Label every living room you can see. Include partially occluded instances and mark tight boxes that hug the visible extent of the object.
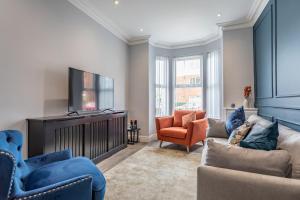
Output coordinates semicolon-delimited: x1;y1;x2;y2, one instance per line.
1;0;300;200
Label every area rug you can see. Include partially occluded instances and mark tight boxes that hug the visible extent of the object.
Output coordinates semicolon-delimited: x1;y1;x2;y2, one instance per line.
104;145;202;200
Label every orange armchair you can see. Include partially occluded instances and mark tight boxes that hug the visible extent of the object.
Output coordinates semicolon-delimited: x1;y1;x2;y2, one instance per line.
155;110;208;152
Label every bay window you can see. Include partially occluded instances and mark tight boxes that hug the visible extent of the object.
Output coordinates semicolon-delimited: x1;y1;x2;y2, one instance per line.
155;51;221;118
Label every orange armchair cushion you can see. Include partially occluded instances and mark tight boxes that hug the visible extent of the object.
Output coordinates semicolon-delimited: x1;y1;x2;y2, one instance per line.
173;110;206;127
159;127;187;139
182;112;196;128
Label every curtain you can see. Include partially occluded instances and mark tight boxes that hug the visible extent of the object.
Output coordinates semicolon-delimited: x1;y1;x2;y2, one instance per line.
155;56;169;116
206;51;221;119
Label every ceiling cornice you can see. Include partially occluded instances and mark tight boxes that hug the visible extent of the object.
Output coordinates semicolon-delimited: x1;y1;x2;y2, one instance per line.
127;35;151;46
68;0;129;43
150;33;222;49
68;0;268;47
218;0;269;31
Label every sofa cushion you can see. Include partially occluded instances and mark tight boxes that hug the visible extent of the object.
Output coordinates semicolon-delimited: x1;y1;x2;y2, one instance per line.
159;127;187;139
240;122;279;151
182;112;196;128
225;107;245;136
206;118;229;139
228;123;253;145
202;139;291;177
247;114;273;128
173;110;206;127
25;157;106;192
277;125;300;179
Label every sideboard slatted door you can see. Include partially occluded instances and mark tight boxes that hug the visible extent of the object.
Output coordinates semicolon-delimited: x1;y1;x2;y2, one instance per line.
45;123;85;157
28;111;128;164
85;120;108;160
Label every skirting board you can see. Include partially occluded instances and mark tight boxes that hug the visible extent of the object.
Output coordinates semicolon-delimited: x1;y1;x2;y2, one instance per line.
139;134;157;143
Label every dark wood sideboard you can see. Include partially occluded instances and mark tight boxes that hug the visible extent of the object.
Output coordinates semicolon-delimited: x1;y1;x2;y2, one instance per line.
27;111;128;164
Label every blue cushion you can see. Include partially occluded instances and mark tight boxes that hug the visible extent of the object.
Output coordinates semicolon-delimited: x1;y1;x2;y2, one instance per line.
25;157;106;192
225;107;246;136
240;122;279;151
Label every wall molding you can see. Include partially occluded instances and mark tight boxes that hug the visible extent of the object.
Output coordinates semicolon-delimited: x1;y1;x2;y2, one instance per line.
256;105;300;111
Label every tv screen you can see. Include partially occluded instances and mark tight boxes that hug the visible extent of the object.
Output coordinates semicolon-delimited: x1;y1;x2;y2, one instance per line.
68;68;114;112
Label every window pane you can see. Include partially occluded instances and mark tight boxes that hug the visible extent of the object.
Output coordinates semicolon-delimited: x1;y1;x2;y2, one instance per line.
155;56;169;116
174;56;203;110
156;88;168;116
175;87;203;110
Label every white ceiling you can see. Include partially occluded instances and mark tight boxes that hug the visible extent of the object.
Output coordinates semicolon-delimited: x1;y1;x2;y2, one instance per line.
69;0;267;48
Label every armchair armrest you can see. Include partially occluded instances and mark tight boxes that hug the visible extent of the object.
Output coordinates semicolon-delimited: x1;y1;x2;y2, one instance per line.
155;116;174;133
25;149;72;168
197;165;300;200
14;175;92;200
0;150;16;200
187;118;208;144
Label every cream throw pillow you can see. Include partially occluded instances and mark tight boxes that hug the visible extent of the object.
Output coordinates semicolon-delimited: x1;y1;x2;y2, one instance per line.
182;112;196;128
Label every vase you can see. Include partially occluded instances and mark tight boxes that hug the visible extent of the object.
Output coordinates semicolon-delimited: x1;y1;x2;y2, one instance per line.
243;97;250;108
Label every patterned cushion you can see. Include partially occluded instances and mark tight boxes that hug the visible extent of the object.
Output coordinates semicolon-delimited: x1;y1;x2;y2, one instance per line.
182;112;196;128
228;122;253;145
225;106;245;136
240;122;279;151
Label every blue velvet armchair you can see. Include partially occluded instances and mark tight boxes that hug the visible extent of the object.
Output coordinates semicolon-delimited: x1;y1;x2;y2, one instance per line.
0;130;106;200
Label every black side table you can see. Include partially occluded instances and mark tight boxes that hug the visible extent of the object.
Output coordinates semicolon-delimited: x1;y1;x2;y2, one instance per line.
127;127;141;145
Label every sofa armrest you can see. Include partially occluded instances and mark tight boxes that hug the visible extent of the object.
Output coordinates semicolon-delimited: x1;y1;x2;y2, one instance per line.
25;149;72;167
14;175;92;200
187;119;208;144
155;116;174;132
197;165;300;200
0;150;15;200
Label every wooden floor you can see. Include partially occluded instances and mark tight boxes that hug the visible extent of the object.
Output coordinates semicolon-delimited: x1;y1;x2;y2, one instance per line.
97;142;147;172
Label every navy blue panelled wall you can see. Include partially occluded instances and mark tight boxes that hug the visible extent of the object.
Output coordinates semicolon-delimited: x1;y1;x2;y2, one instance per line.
254;0;300;131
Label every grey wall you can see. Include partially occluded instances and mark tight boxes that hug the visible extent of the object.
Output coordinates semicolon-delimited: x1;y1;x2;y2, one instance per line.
223;28;254;108
128;43;149;137
0;0;129;157
148;45;156;135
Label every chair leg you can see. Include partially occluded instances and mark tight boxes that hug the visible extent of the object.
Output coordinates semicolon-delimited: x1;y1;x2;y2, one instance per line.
186;146;190;153
159;140;163;148
201;140;205;146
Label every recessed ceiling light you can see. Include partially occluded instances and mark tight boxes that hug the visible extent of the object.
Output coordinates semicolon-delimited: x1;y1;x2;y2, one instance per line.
114;0;119;5
139;28;144;32
217;13;221;17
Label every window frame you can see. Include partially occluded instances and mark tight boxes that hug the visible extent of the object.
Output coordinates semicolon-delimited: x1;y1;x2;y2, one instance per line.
172;55;204;111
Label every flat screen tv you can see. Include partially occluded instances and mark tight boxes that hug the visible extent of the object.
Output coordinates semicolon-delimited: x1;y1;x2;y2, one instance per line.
68;67;114;113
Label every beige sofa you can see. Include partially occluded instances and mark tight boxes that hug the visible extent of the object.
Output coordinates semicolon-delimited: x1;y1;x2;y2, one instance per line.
197;115;300;200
